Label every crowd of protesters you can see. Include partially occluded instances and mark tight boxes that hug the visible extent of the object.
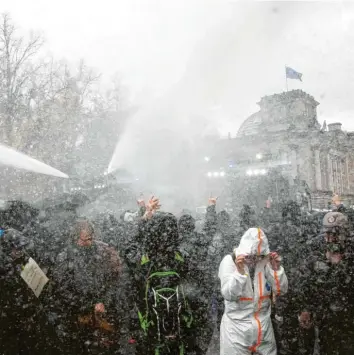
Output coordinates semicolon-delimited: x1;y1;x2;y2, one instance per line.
0;191;353;355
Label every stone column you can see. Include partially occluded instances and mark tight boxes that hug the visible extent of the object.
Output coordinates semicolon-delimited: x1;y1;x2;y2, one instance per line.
314;147;322;191
340;158;345;194
335;158;339;194
291;150;297;178
346;155;350;192
327;153;334;192
289;145;298;180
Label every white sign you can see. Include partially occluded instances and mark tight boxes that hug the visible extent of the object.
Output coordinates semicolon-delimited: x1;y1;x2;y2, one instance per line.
196;206;207;214
20;258;49;298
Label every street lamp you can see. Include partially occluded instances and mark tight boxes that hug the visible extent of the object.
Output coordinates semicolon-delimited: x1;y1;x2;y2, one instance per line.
204;156;210;162
256;153;263;160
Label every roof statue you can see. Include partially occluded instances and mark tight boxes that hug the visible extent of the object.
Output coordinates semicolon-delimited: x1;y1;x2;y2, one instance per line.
321;120;327;132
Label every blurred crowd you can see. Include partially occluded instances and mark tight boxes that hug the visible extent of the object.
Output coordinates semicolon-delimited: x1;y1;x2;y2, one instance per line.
0;192;353;355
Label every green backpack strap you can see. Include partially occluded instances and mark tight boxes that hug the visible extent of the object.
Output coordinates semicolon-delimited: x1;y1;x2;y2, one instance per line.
141;254;150;265
175;251;184;263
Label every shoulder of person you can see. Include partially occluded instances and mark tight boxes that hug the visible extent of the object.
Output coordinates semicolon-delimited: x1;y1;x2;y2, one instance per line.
95;240;115;254
95;240;109;248
96;241;121;261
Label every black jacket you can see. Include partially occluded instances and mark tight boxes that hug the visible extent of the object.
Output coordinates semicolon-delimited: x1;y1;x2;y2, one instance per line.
0;229;60;354
51;240;129;354
291;248;354;354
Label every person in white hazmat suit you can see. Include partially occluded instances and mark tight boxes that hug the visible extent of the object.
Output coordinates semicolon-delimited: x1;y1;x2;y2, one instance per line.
218;227;288;354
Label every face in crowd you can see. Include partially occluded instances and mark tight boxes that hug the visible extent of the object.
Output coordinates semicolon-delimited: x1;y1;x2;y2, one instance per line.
324;227;345;264
76;220;94;247
322;212;349;264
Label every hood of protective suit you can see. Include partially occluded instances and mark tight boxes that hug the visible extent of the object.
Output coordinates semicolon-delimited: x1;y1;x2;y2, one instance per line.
235;227;270;257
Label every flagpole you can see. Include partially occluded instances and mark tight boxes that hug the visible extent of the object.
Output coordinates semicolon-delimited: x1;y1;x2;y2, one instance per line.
285;65;288;92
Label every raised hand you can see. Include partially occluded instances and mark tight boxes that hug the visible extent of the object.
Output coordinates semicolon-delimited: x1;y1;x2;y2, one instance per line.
143;196;161;220
269;252;281;271
147;196;161;212
208;196;218;206
235;253;246;275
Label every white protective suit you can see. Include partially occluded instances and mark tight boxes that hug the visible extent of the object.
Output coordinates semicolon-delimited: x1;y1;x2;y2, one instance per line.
218;228;288;355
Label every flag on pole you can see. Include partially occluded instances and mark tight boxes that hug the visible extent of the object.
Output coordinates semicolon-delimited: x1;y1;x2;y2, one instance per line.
285;66;302;81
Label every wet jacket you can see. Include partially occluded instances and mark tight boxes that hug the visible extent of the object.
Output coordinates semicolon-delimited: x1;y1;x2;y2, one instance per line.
178;215;214;353
52;239;128;354
0;228;60;354
293;250;354;354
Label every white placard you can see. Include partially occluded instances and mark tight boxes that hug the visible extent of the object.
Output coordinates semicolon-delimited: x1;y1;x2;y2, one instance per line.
20;257;49;298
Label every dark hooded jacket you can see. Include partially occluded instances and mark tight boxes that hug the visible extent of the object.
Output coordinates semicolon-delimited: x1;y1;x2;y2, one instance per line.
268;204;316;355
178;214;208;279
282;212;354;355
178;214;214;353
239;204;257;232
291;246;354;355
51;218;129;354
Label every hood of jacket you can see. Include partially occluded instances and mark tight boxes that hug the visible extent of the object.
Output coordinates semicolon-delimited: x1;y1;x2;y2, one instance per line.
235;227;270;257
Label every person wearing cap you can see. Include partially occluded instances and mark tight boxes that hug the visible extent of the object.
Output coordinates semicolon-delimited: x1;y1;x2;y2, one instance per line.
331;194;354;228
293;211;354;354
218;227;288;355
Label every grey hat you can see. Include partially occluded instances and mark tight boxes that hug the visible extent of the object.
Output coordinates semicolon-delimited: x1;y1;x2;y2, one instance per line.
322;212;348;230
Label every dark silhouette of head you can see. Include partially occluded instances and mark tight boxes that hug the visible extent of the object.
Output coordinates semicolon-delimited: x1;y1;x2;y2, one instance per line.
282;201;301;224
178;214;195;234
239;204;256;230
2;200;39;231
142;212;180;259
217;210;230;230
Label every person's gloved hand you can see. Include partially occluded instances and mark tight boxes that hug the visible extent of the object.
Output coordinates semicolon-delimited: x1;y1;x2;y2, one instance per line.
234;252;246;275
269;252;282;271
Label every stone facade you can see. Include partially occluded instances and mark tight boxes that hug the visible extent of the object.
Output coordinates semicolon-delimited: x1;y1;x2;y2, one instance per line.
212;90;354;209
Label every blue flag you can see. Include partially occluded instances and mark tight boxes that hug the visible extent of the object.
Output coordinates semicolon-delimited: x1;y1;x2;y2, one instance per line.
285;66;302;81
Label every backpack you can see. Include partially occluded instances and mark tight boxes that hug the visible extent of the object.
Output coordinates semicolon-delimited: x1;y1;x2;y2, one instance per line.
137;252;193;355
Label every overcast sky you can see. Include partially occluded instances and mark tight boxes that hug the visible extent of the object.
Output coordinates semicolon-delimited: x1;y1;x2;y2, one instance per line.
2;0;354;134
